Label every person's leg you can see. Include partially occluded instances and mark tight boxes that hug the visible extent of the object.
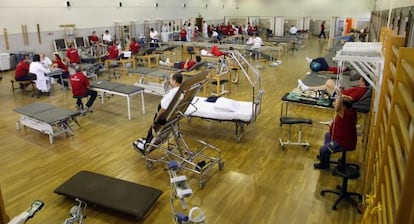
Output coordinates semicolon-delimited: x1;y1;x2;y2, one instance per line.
297;78;335;93
315;138;345;169
85;89;97;108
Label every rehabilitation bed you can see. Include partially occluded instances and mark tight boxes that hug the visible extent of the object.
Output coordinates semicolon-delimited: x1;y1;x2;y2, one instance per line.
136;71;224;188
184;50;263;142
54;170;163;220
14;103;81;144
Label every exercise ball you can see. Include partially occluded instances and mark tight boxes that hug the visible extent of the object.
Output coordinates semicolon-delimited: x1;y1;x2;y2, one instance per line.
310;61;322;72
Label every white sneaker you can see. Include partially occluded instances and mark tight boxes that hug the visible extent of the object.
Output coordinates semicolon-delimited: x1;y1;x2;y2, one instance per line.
159;60;166;66
165;58;171;64
305;57;312;64
297;79;309;92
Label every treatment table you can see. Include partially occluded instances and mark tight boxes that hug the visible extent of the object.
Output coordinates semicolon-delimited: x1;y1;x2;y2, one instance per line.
89;80;146;120
55;170;163;220
14;103;81;144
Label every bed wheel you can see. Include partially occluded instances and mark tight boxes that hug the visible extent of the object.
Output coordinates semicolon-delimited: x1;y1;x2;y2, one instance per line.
199;181;206;189
219;161;224;170
146;161;154;170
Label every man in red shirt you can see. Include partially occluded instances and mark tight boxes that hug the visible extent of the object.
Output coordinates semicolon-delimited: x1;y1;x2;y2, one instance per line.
129;38;140;54
298;76;369;102
70;65;97;111
15;55;36;81
314;95;357;169
180;27;187;41
159;56;201;70
66;43;81;64
89;31;99;46
108;41;119;59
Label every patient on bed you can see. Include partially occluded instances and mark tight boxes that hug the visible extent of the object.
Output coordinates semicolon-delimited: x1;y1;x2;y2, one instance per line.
133;72;183;155
159;56;201;70
297;76;369;102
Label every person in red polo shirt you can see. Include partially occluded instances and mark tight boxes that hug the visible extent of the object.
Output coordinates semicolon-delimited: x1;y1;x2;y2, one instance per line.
180;27;187;41
159;56;201;70
129;38;140;54
15;55;36;81
51;53;70;87
66;43;81;64
70;65;97;111
89;31;99;46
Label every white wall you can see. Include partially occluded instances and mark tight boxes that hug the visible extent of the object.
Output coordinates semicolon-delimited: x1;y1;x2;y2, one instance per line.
0;0;376;53
375;0;414;10
0;0;375;34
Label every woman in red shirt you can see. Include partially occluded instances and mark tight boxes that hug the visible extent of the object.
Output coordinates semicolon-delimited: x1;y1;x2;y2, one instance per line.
52;53;70;87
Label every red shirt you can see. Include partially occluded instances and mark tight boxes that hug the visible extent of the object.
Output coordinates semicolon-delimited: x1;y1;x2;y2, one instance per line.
89;35;99;45
330;108;357;150
129;42;139;54
180;30;187;39
66;48;81;63
342;86;368;102
182;60;196;69
108;46;119;59
15;61;30;79
53;58;68;73
70;72;89;97
211;46;224;56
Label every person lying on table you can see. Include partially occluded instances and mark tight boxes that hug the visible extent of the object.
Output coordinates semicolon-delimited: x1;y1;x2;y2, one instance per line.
132;72;183;155
159;55;201;70
305;57;350;74
297;76;369;102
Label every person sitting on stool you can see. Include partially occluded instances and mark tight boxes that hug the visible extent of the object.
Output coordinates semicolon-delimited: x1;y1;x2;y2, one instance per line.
314;95;357;169
15;55;36;81
70;65;97;111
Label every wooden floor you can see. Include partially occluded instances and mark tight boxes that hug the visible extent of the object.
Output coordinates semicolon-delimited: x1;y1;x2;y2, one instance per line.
0;37;363;224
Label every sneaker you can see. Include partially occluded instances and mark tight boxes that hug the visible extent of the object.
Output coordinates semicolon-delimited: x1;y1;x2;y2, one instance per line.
165;58;171;64
297;79;309;92
330;90;338;99
132;138;146;156
85;106;93;113
305;57;313;64
313;163;329;170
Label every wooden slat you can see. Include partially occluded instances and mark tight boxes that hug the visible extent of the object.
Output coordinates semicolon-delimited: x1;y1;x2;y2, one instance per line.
401;59;414;84
390;125;406;182
384;166;394;224
386;143;400;208
394;104;410;150
397;82;414;125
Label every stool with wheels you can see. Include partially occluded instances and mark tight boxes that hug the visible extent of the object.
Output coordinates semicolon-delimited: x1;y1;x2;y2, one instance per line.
320;151;363;212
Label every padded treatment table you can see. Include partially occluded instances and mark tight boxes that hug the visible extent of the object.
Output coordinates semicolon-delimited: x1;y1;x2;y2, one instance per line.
55;171;163;220
14;103;81;144
130;68;174;96
90;80;145;120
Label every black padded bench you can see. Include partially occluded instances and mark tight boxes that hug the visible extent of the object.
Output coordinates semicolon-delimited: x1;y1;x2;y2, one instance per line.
279;116;312;150
55;170;163;220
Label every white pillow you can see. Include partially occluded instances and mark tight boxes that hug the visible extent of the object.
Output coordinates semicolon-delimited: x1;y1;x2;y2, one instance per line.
214;97;239;112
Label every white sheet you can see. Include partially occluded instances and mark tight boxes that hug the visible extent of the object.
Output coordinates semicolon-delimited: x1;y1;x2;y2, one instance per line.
185;97;254;122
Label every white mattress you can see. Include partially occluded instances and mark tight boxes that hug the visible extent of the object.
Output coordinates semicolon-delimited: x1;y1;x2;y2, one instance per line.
185;97;254;122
